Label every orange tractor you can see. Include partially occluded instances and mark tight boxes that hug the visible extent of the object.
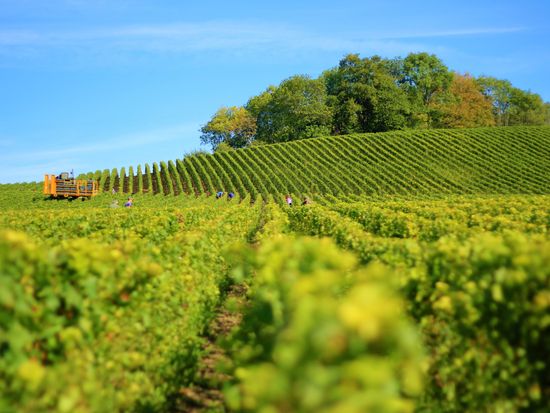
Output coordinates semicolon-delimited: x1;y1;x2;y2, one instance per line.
44;172;99;198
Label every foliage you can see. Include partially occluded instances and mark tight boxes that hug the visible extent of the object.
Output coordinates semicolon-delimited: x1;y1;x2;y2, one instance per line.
413;231;549;412
508;88;549;126
0;193;260;412
2;124;549;413
399;53;453;106
431;73;495;128
224;237;425;413
200;106;257;150
396;52;453;127
17;127;550;203
249;75;332;144
194;53;549;144
1;171;549;413
215;141;235;152
283;197;550;412
325;54;410;133
477;76;548;126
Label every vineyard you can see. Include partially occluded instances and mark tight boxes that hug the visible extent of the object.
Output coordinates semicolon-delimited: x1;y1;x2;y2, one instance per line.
1;126;549;413
77;126;550;199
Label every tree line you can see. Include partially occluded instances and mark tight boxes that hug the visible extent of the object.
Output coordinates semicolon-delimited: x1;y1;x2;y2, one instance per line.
200;53;550;150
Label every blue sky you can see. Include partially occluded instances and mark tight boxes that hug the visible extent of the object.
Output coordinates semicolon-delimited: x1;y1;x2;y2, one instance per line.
1;0;549;183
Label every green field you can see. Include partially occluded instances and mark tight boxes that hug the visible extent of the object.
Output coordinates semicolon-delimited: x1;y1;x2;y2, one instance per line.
1;127;549;413
83;126;550;198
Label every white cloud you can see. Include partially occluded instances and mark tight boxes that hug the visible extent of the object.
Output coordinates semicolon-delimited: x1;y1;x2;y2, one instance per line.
0;23;298;49
0;22;525;56
0;122;199;163
378;27;525;39
0;122;204;183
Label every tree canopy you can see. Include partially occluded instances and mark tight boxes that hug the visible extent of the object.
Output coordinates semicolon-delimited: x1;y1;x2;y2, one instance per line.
248;75;332;144
324;54;410;133
199;53;549;150
199;106;256;150
476;76;549;127
432;73;495;128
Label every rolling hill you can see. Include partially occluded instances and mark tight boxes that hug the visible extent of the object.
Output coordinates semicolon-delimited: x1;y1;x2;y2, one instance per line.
1;126;549;413
88;126;550;199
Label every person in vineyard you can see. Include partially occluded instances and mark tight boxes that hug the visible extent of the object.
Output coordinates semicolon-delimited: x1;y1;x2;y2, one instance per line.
228;192;235;200
285;195;293;206
216;191;224;199
124;197;133;207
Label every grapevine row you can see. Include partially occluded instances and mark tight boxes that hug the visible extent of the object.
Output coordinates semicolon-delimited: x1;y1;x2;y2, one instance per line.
77;126;550;200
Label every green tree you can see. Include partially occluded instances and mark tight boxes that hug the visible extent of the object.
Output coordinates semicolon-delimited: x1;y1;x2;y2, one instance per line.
246;86;276;143
214;142;234;152
200;106;256;150
476;76;514;126
477;76;548;126
248;75;332;144
246;86;276;119
324;54;410;133
397;52;453;127
508;89;548;126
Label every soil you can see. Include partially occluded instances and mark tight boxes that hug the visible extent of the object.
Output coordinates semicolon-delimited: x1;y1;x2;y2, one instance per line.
151;172;158;194
123;175;129;193
133;175;139;194
172;284;246;412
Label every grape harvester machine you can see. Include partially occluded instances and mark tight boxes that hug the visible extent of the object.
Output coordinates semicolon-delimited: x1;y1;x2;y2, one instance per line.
43;172;99;198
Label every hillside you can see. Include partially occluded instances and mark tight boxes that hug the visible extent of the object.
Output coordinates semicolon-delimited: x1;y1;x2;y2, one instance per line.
1;188;549;412
1;126;549;412
89;126;550;199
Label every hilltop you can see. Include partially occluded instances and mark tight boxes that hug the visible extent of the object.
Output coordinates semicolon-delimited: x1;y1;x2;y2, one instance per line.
84;126;550;200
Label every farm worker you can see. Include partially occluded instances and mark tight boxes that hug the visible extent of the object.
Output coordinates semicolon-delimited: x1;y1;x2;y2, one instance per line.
110;200;119;208
124;197;133;207
228;192;235;200
302;197;310;206
285;195;293;207
216;191;224;199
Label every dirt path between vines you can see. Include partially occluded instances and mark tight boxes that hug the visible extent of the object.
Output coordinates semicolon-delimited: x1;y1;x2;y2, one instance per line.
172;284;246;412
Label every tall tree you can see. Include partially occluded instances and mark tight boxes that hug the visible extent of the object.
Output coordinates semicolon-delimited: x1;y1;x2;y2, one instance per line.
246;85;276;143
397;52;453;127
199;106;256;150
324;54;410;133
246;86;276;122
248;75;332;144
476;76;514;126
477;76;548;126
508;89;548;126
432;73;495;128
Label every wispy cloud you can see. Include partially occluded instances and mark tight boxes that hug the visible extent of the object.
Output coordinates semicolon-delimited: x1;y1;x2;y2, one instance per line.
0;22;525;56
0;23;300;50
0;122;203;183
0;122;199;163
379;27;525;40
